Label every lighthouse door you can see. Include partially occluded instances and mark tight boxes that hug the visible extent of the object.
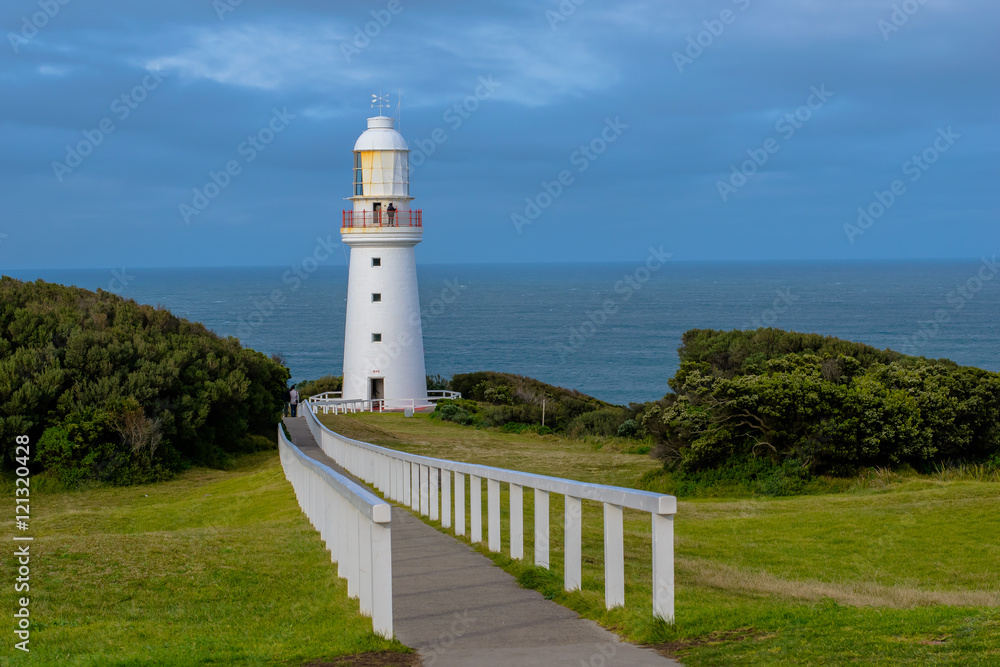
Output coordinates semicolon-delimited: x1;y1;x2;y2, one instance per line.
372;202;382;226
369;378;384;401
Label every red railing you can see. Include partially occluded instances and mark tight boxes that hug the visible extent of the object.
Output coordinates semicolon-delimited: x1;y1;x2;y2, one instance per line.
342;210;422;229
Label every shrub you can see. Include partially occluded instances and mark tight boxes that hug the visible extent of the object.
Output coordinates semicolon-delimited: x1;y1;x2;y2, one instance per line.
449;371;609;431
566;408;629;438
0;276;290;482
435;403;476;426
296;375;342;398
617;419;641;438
426;374;450;391
483;385;515;405
648;328;1000;478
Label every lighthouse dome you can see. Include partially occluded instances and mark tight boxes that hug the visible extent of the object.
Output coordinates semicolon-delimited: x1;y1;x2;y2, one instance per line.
354;116;408;151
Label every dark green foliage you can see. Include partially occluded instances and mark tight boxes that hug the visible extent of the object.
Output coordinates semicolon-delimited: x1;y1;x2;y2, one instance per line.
640;456;813;497
617;419;640;438
426;374;450;391
0;276;289;483
649;328;1000;477
499;422;552;436
436;403;476;426
449;371;609;431
565;407;630;438
432;374;643;438
296;375;342;398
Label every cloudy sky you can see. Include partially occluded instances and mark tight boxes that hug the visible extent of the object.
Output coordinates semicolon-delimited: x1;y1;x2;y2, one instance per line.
1;0;996;269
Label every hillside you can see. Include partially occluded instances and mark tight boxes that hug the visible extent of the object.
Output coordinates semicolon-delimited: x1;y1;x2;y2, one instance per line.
0;276;289;484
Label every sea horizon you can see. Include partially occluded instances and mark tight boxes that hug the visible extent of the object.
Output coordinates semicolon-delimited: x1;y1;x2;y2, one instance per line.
5;258;998;406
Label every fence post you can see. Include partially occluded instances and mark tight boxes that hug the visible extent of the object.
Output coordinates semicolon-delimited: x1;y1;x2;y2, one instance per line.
564;495;582;591
652;512;675;623
371;520;393;638
402;461;411;506
420;465;429;516
347;508;359;598
430;467;439;521
488;478;501;552
510;484;523;559
471;475;482;543
410;463;420;512
535;488;549;568
358;517;373;615
441;469;451;529
455;472;466;536
604;503;625;609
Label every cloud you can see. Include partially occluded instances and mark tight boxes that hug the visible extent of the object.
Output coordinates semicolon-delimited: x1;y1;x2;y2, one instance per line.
141;10;624;107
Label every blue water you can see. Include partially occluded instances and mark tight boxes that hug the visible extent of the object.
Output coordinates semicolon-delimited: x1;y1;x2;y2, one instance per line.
6;260;999;406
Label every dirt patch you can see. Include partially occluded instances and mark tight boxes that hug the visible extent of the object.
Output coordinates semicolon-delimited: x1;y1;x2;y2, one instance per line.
301;652;419;667
646;627;772;658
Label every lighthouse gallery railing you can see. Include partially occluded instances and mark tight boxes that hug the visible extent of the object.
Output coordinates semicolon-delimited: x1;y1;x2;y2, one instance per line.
342;209;422;229
303;399;676;622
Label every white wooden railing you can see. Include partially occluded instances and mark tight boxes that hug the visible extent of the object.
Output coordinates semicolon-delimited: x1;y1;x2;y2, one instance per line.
310;393;463;414
303;401;676;622
277;425;394;638
427;390;462;402
309;391;343;401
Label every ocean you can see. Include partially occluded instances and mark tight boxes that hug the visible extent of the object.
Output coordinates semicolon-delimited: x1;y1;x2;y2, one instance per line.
6;260;999;406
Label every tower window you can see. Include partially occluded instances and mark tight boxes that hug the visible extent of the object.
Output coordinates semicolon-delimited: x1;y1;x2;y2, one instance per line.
372;257;381;267
372;333;382;342
372;293;382;303
354;153;363;196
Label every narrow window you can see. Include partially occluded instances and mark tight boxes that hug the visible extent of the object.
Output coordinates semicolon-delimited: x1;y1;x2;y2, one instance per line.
372;257;381;267
372;293;382;303
372;333;382;342
354;153;363;196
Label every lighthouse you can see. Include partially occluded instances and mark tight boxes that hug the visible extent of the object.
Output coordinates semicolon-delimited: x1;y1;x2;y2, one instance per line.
340;111;429;408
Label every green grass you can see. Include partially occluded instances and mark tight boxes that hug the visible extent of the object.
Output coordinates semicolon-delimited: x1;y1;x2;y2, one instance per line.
0;452;410;666
319;412;1000;665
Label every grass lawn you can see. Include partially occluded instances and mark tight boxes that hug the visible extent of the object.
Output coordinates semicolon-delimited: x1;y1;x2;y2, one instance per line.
0;452;413;667
319;411;1000;665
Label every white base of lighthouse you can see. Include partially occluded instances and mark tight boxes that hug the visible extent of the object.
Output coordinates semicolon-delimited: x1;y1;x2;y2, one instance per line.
341;229;429;408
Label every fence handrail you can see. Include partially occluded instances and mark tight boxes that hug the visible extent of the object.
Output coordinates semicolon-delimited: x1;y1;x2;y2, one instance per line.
279;426;391;524
426;390;462;401
277;424;394;638
310;391;343;401
304;401;675;515
303;399;676;621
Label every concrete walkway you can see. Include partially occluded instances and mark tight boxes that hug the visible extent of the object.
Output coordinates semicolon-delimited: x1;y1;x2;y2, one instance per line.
283;417;680;666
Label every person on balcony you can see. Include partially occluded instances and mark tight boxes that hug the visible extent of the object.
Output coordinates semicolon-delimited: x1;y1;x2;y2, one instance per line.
386;203;397;227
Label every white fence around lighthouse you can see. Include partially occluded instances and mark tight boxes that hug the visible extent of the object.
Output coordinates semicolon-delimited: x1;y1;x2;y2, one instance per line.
277;425;394;638
302;400;676;622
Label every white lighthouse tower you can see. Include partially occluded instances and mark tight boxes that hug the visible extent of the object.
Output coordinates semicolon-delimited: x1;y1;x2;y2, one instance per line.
340;108;428;408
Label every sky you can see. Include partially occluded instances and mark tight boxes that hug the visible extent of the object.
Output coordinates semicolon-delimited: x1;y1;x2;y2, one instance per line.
1;0;997;269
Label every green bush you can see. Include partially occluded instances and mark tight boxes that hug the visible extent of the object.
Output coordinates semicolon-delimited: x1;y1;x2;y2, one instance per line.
434;402;476;426
648;328;1000;478
449;371;609;431
0;276;289;483
296;375;342;398
617;418;641;438
426;374;450;391
566;408;629;438
483;384;515;405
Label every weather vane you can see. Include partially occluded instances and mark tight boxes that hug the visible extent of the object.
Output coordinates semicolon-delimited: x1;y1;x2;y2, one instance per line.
371;91;390;114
